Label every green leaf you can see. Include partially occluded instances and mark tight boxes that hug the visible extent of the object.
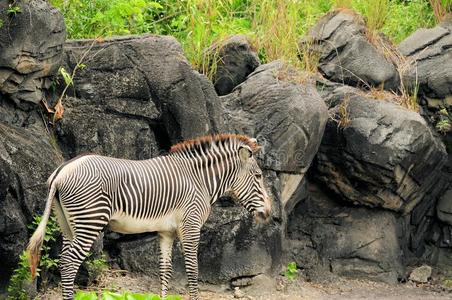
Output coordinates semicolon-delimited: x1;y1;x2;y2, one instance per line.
59;67;73;86
74;291;98;300
102;291;126;300
124;292;160;300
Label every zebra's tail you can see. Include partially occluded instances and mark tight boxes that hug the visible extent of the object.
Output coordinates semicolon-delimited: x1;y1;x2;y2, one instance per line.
27;183;57;279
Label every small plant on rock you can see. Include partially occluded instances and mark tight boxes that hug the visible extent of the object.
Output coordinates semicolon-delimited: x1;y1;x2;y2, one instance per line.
436;108;452;134
85;253;109;283
6;251;32;300
284;261;298;281
7;3;21;16
27;215;60;290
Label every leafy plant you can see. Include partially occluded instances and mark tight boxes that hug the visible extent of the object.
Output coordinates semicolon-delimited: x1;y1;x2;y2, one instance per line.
436;119;452;134
284;261;298;281
7;3;21;16
27;215;60;290
74;290;182;300
85;253;109;283
6;251;32;300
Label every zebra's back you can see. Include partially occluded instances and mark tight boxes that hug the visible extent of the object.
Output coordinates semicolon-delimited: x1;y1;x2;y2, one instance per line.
56;154;194;234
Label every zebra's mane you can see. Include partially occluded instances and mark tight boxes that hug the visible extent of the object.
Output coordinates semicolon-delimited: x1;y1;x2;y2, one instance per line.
169;133;258;154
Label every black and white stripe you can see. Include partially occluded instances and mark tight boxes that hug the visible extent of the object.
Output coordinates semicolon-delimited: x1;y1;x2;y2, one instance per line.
29;135;271;300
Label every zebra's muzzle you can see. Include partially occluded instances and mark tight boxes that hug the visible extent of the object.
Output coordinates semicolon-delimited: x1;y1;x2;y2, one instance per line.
254;208;271;223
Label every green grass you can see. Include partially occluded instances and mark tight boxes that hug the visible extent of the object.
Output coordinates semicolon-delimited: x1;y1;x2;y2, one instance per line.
49;0;440;71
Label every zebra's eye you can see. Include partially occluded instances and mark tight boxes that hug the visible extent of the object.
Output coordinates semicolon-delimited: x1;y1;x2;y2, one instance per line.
255;174;262;180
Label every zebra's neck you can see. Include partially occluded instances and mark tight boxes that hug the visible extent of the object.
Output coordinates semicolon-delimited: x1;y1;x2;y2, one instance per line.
169;146;240;204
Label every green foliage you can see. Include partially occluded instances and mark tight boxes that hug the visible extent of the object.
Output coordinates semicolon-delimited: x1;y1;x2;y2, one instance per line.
284;261;298;281
85;253;109;282
49;0;440;71
6;252;32;300
27;215;60;289
59;67;73;86
375;0;435;43
7;3;22;16
75;291;98;300
436;119;452;134
74;290;181;300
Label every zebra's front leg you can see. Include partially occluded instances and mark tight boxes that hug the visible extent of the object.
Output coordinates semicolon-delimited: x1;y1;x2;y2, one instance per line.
179;224;201;300
159;231;175;299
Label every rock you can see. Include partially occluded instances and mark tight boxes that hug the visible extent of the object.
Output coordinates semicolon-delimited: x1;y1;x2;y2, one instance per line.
312;81;448;213
409;265;432;283
437;189;452;225
303;10;399;90
0;0;66;108
287;182;405;284
223;60;328;175
233;287;246;298
399;20;452;99
0;120;62;288
57;35;225;157
207;35;260;96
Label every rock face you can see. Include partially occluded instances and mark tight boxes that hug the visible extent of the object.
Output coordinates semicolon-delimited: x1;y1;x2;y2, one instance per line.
399;19;452;99
0;110;62;287
223;61;328;175
437;189;452;225
287;182;404;283
0;0;66;108
304;10;399;90
57;35;224;156
223;60;328;219
313;81;448;213
208;35;260;96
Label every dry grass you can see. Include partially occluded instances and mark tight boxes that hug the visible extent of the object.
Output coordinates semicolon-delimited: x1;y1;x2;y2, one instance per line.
429;0;451;23
330;95;352;128
359;86;419;112
275;62;312;85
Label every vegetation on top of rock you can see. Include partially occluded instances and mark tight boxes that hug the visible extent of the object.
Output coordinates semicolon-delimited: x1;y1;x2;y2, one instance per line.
49;0;442;71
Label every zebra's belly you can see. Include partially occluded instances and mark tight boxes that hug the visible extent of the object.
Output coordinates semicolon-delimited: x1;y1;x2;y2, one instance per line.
109;212;180;234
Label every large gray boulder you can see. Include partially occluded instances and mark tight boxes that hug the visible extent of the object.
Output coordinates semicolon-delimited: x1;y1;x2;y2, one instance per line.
223;60;328;216
223;61;328;175
0;0;65;108
57;35;224;157
287;182;405;283
0;116;62;288
399;19;452;99
313;81;448;213
207;35;260;96
303;10;399;90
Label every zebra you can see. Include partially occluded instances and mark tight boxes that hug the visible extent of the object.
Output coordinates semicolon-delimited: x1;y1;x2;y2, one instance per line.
27;134;272;300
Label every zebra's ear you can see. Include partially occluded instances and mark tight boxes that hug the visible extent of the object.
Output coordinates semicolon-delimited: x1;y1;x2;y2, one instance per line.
249;138;261;153
239;145;252;161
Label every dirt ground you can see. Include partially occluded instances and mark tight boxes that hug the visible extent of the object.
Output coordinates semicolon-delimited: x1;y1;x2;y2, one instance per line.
38;269;452;300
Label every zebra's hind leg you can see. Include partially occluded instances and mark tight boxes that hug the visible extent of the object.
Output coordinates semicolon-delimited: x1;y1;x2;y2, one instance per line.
159;231;175;299
60;224;107;299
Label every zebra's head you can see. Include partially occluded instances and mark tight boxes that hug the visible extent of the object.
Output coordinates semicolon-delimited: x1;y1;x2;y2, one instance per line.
229;140;271;223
